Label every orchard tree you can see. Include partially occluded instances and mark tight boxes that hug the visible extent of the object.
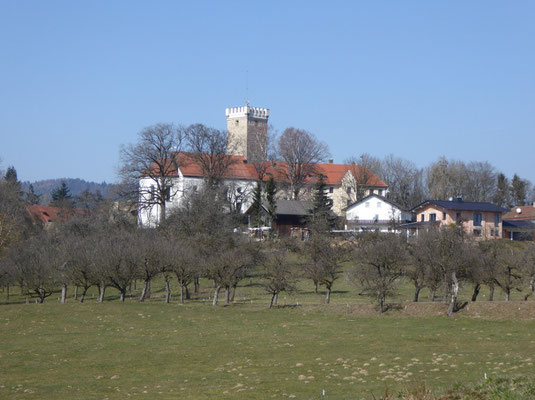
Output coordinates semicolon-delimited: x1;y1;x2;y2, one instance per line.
350;233;407;312
259;241;297;308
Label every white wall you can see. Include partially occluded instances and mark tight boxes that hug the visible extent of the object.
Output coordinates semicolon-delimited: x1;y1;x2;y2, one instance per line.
346;195;411;222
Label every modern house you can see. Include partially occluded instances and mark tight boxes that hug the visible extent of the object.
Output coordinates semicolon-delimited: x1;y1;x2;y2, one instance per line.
345;194;411;233
402;198;508;239
502;203;535;241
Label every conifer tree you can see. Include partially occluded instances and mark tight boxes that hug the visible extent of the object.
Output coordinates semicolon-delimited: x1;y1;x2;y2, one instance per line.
310;175;337;231
265;176;277;225
51;181;74;208
511;174;527;206
250;181;263;227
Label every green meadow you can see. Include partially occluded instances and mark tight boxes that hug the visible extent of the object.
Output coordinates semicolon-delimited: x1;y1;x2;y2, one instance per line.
1;279;534;399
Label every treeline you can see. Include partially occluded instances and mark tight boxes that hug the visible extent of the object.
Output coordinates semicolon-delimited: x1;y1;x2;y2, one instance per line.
1;180;534;316
357;154;534;209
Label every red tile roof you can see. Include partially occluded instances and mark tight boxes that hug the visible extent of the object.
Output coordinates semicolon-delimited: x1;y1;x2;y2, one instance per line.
503;205;535;221
151;152;387;187
26;205;84;224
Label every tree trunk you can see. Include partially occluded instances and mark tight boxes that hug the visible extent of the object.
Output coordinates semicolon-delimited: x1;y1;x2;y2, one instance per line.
74;286;78;300
429;288;436;302
273;292;278;306
180;284;185;304
212;285;221;306
133;279;137;290
185;284;191;300
270;292;277;309
524;276;535;301
98;283;106;303
489;284;495;301
326;287;331;304
146;281;151;299
80;288;88;303
447;272;459;317
60;284;67;304
225;286;231;305
413;286;421;302
314;281;318;294
164;274;171;304
379;294;385;313
230;284;237;302
5;283;9;303
471;283;481;302
20;281;24;295
119;290;126;302
139;278;150;302
505;288;510;301
194;277;199;293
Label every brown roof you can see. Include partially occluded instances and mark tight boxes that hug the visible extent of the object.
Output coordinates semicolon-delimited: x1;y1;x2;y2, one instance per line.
151;152;387;187
26;205;84;224
503;205;535;221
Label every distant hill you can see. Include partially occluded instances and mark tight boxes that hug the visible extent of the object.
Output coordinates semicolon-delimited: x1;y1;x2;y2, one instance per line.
21;178;120;205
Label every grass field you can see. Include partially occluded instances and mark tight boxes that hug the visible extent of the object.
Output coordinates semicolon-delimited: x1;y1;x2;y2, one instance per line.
1;278;535;399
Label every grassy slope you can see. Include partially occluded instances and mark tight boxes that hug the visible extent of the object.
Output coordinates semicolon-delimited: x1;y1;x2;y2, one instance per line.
1;298;534;399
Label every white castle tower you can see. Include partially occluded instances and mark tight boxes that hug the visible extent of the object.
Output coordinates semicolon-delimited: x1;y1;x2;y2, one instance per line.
226;104;269;163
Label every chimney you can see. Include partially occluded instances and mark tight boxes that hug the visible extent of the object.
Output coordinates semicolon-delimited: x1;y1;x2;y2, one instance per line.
328;159;333;164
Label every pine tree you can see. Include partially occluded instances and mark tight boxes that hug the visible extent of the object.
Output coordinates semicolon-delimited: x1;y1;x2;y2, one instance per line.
511;174;527;206
51;181;74;208
493;173;511;208
265;176;277;225
25;184;41;205
310;175;337;231
250;181;263;227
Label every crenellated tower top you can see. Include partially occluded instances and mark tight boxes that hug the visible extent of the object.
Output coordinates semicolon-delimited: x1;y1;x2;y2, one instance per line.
226;104;269;163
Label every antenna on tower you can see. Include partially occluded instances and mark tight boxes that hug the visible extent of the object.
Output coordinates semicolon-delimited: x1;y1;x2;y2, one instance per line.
245;69;249;106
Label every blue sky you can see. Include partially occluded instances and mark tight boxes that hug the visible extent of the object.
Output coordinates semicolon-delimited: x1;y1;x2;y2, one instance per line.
1;1;534;184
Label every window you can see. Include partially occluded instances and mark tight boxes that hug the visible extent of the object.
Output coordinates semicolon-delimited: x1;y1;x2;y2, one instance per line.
377;202;381;208
365;202;370;208
490;228;494;237
374;214;379;222
329;186;334;193
429;213;437;222
442;212;447;220
494;213;500;227
150;185;155;201
378;189;383;196
235;120;239;125
473;229;482;237
164;187;171;201
420;213;425;222
328;199;334;207
473;213;482;226
456;212;462;222
347;187;352;194
346;199;351;206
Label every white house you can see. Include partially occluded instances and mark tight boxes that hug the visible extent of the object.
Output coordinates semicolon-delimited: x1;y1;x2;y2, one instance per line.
345;194;411;233
138;104;389;227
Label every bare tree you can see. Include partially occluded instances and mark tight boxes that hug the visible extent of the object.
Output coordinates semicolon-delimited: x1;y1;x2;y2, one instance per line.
185;124;237;187
349;233;407;312
249;124;278;181
259;240;297;308
412;226;471;316
119;123;184;223
301;233;347;304
522;244;535;301
494;244;523;301
345;154;382;202
380;155;427;208
277;128;330;200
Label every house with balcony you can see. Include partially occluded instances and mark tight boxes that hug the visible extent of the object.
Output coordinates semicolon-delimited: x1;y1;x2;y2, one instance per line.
345;194;411;233
402;198;508;239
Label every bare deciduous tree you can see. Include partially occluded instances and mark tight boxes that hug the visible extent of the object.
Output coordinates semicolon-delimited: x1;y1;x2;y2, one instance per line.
119;123;184;223
259;241;297;308
350;233;407;312
277;128;330;200
185;124;237;187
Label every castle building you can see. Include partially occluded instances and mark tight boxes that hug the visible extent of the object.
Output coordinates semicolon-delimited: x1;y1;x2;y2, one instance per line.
225;105;269;163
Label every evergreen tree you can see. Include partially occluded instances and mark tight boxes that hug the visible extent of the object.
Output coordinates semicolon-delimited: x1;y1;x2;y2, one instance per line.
250;181;263;227
310;175;337;231
511;174;527;206
25;184;41;205
51;181;74;208
265;176;277;225
493;173;511;208
4;166;18;185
